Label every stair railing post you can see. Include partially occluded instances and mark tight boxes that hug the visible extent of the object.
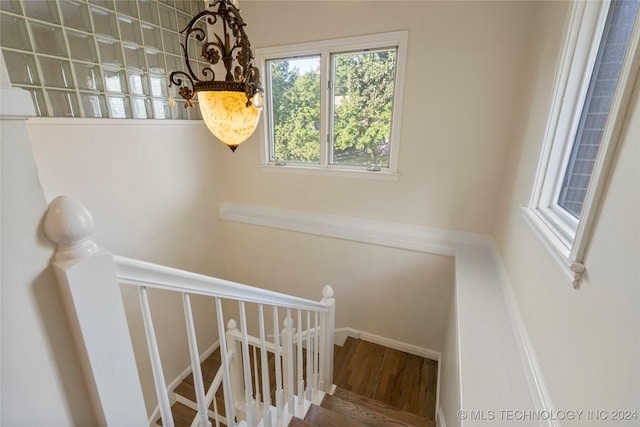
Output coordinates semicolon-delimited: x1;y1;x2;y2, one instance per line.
226;319;246;419
281;315;295;414
43;196;148;426
319;285;335;393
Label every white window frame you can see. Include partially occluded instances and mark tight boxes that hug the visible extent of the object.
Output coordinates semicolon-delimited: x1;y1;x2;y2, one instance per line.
523;0;640;287
255;31;408;179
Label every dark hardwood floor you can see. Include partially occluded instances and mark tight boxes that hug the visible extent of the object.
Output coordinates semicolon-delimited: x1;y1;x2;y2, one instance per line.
162;336;438;426
333;337;438;420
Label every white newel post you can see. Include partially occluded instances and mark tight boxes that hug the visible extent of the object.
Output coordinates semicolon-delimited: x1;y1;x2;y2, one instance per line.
319;285;335;393
43;196;148;426
226;319;246;417
281;316;295;413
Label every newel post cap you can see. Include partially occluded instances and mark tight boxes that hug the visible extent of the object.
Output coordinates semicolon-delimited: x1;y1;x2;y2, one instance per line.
44;196;99;261
321;285;334;303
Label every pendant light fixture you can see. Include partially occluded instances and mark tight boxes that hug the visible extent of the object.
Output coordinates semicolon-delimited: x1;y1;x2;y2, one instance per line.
169;0;263;152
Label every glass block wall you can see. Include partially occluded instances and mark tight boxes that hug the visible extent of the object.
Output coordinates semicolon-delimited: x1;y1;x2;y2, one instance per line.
0;0;204;119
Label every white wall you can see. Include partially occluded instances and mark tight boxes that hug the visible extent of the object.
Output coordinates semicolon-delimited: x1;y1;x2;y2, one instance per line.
222;221;455;351
228;0;534;234
28;120;228;416
214;0;536;355
495;0;640;422
1;63;96;424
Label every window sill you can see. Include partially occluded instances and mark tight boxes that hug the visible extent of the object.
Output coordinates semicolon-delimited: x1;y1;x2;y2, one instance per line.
520;205;585;288
259;164;400;181
26;117;203;126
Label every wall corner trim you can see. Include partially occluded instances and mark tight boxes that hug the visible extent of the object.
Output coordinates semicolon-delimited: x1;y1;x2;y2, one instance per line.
219;202;493;256
490;241;558;427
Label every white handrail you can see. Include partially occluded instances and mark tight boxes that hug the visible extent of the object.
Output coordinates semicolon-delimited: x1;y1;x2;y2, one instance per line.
115;255;328;312
44;196;336;427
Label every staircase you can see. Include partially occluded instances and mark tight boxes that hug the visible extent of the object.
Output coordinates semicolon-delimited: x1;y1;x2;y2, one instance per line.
43;196;437;427
160;337;437;427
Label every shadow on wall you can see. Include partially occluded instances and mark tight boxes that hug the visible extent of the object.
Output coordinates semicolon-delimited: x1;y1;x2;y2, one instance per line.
32;267;97;425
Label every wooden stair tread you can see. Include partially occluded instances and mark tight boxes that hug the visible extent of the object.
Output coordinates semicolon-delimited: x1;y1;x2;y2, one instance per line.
304;403;368;427
320;394;413;426
156;402;196;426
333;387;434;427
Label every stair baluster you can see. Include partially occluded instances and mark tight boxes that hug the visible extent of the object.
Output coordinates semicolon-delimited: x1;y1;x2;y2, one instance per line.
139;286;175;427
216;299;236;427
305;311;312;400
239;302;257;426
252;345;261;409
313;312;319;397
258;304;272;427
282;312;295;415
272;307;285;425
182;293;212;427
296;309;304;411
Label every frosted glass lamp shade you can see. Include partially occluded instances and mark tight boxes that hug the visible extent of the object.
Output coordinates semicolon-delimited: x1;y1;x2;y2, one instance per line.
197;91;261;151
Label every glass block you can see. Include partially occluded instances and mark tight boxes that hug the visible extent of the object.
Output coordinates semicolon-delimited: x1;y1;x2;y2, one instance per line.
146;50;165;73
171;100;188;119
118;16;142;44
115;0;138;18
39;57;75;88
123;43;146;70
91;7;118;37
128;72;149;95
149;74;168;97
47;89;80;117
1;16;31;51
80;92;108;117
0;0;22;14
190;102;202;120
89;0;115;10
30;22;68;57
153;98;170;119
158;4;177;31
175;1;191;14
97;38;124;66
138;0;159;23
132;97;152;118
165;54;183;72
142;23;162;50
23;1;60;24
162;30;181;55
107;95;131;118
22;87;48;116
74;62;103;90
66;30;99;62
176;12;190;32
1;50;40;85
103;67;126;92
60;0;92;32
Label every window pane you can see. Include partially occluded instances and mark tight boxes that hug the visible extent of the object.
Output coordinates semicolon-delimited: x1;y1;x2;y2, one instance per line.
331;48;397;168
558;0;640;217
268;56;321;163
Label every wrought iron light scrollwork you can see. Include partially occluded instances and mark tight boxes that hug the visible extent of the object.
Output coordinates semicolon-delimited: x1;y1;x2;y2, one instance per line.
169;0;263;152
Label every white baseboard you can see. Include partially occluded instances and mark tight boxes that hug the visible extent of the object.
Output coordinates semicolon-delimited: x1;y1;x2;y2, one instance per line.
334;327;441;361
437;407;447;427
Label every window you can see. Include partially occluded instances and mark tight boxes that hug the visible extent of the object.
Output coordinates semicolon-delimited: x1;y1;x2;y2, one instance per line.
524;0;640;286
0;0;203;119
256;31;408;176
